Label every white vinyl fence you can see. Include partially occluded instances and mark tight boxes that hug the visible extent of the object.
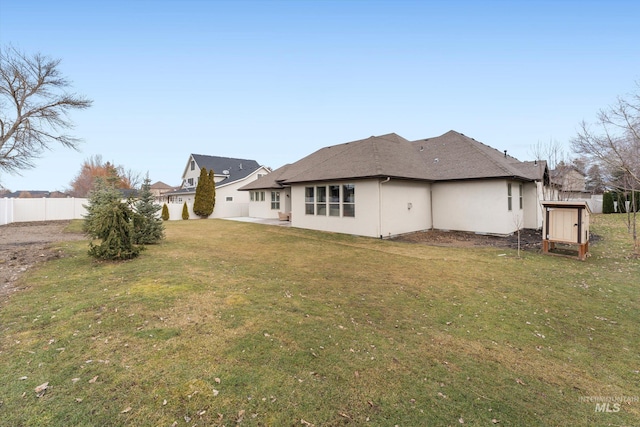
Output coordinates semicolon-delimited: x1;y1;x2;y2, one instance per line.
0;198;88;226
0;198;246;226
163;201;249;220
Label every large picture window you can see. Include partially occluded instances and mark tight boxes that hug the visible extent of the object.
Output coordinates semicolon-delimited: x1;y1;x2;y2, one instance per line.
317;186;327;215
329;185;340;216
308;184;355;217
343;184;355;217
305;187;315;215
271;191;280;210
250;191;265;202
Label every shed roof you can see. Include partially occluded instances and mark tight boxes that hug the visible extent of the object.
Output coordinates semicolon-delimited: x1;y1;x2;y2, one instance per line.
541;200;592;212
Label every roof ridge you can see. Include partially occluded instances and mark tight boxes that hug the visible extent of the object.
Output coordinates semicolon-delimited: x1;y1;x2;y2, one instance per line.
192;153;259;163
371;136;383;175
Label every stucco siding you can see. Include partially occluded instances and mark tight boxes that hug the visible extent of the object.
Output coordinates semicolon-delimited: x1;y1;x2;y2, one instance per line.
379;180;431;238
523;182;542;229
432;180;521;235
247;188;290;219
289;179;431;238
291;180;381;237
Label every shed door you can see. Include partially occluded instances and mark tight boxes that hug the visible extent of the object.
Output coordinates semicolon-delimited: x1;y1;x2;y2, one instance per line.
548;208;578;243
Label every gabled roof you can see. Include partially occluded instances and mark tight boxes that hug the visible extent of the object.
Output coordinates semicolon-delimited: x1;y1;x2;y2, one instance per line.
242;133;432;190
188;154;261;185
284;133;432;183
241;131;546;191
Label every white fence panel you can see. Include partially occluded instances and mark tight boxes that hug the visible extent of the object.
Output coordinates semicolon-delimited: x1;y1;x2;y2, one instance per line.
0;198;14;226
163;202;247;220
1;197;246;225
1;198;88;225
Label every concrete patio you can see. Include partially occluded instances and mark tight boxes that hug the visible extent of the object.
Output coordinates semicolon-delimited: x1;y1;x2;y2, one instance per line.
222;217;291;227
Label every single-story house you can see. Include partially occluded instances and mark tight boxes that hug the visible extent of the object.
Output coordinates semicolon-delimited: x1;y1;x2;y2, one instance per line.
165;154;271;218
239;131;550;238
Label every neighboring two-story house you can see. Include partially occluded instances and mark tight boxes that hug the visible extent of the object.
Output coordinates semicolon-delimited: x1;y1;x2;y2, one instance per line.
165;154;270;218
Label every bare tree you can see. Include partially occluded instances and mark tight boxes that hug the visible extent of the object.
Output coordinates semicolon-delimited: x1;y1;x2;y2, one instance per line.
68;155;138;197
572;84;640;255
120;167;142;190
529;138;567;200
0;46;92;174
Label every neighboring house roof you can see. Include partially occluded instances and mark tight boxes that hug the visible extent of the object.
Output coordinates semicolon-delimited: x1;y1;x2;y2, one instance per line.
3;190;69;198
513;160;549;182
550;166;587;192
119;188;139;198
241;130;548;191
150;181;175;190
188;154;261;186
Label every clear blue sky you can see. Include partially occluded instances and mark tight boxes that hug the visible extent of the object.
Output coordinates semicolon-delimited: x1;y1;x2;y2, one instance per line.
1;0;639;191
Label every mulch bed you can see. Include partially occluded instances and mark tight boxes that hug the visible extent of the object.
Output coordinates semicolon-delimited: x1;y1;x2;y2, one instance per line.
391;228;601;252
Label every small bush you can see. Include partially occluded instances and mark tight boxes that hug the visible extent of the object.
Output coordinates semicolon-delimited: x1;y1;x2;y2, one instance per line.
603;192;614;214
194;167;215;217
87;200;141;260
161;203;169;221
132;175;165;245
182;202;189;220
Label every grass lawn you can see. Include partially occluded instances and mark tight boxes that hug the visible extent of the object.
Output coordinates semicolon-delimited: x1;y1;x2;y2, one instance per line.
0;214;638;426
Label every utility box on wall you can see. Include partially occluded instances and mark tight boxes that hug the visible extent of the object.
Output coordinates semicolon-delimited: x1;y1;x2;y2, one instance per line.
541;201;591;260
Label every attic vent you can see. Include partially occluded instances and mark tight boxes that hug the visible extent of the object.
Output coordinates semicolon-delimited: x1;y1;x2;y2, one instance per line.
434;158;439;163
504;150;507;158
420;146;424;151
239;163;243;170
223;170;230;175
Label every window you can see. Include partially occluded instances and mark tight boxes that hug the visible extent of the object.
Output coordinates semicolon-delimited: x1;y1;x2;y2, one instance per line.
329;185;340;216
305;187;315;215
190;160;195;170
519;184;523;209
250;191;265;202
257;174;264;178
507;183;512;211
271;191;280;210
307;184;355;217
226;196;233;202
187;178;194;186
343;184;355;217
316;186;327;215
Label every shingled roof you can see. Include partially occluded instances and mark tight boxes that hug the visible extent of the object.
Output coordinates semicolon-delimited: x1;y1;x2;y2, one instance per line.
190;154;261;186
412;130;547;181
241;131;547;191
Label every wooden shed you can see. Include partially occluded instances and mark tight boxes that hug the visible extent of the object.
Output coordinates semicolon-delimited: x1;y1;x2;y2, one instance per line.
541;201;591;260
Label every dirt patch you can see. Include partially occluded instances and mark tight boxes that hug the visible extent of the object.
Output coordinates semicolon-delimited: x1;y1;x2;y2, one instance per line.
392;228;601;253
392;228;544;250
0;221;85;301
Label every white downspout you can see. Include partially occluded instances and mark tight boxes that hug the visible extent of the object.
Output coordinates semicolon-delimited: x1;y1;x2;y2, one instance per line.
379;177;391;238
